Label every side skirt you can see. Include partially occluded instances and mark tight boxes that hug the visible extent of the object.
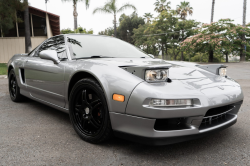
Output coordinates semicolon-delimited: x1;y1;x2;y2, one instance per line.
20;88;69;114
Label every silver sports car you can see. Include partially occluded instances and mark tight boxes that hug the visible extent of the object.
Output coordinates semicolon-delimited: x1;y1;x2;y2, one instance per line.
7;34;243;145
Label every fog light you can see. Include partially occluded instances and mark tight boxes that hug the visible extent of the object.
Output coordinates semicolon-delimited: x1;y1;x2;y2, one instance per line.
149;99;193;107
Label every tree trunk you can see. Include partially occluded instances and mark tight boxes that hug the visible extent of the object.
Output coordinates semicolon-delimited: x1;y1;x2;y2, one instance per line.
181;29;184;61
161;41;164;60
173;48;180;60
241;0;247;61
24;0;32;53
153;46;156;57
209;50;214;62
181;51;184;61
240;45;246;61
243;0;247;27
226;52;228;62
211;0;215;23
165;44;168;60
73;2;78;30
114;14;117;37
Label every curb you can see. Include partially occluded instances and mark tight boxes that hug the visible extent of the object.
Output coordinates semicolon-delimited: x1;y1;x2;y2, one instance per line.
0;75;7;79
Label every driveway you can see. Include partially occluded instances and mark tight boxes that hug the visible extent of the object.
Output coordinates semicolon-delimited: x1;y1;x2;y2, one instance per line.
0;63;249;165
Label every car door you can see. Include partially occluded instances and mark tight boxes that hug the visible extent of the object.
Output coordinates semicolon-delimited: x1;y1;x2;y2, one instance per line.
24;35;68;107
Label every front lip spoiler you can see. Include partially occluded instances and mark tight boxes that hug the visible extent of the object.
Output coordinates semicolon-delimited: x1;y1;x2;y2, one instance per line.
114;118;237;146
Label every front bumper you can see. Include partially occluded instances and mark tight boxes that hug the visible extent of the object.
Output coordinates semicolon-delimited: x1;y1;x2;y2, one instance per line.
110;100;243;145
113;117;237;146
109;77;243;145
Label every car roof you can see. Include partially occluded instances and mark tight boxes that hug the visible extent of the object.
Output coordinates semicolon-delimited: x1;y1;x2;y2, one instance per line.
62;33;115;39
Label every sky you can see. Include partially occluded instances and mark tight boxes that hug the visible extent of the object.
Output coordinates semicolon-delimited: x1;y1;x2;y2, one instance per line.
29;0;250;35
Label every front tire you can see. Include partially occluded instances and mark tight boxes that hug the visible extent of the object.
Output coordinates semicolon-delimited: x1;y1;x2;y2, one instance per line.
8;69;23;102
69;78;112;143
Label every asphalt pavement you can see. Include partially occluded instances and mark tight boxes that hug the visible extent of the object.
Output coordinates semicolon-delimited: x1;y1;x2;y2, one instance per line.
0;63;249;165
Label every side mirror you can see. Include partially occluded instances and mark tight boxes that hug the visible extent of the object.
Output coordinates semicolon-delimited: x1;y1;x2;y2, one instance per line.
148;54;155;59
39;50;60;64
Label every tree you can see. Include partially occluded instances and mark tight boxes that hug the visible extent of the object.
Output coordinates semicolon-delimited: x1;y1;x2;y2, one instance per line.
176;1;193;20
62;0;90;30
93;0;136;37
211;0;215;23
118;12;144;43
154;0;171;13
181;19;250;62
176;1;194;60
152;11;178;60
98;27;114;36
61;26;93;34
241;0;247;61
0;0;26;35
143;13;153;23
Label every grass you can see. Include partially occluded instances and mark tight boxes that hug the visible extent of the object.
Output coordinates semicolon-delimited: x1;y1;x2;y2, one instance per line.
0;63;7;75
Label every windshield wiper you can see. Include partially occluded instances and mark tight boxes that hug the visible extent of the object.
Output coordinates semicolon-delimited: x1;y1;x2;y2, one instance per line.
76;56;114;59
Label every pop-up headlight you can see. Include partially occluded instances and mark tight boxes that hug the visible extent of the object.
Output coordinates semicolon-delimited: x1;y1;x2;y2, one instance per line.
219;68;227;77
145;69;169;82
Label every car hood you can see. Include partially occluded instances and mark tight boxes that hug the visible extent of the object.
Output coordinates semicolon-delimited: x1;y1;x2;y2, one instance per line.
78;58;218;80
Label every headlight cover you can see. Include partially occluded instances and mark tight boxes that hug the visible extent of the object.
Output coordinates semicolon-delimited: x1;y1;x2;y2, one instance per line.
145;69;169;82
219;68;227;77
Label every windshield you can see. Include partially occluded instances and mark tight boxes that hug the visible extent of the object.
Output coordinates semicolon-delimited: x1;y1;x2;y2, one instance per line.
67;35;150;59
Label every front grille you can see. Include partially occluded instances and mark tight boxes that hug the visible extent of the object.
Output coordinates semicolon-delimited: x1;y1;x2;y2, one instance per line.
199;105;235;130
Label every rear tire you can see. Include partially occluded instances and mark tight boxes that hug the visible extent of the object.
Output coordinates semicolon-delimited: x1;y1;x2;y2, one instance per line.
8;69;23;102
69;78;112;143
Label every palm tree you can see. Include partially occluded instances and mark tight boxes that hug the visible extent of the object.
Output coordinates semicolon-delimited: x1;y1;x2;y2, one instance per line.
93;0;136;37
24;0;32;53
143;13;153;23
154;0;171;13
176;1;193;20
176;1;193;61
211;0;215;23
62;0;90;30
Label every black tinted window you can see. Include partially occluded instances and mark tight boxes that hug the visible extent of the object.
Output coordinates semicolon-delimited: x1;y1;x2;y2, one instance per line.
38;36;67;59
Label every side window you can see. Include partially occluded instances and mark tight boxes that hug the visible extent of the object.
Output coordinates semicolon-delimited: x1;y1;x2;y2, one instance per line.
38;35;68;60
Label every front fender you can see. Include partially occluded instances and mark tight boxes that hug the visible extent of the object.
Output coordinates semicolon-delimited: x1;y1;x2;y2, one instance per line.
64;60;144;113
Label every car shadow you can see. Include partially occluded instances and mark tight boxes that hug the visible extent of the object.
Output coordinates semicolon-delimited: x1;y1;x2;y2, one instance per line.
20;97;71;125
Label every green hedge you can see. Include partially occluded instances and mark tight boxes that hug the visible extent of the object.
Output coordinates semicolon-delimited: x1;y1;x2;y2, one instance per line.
0;63;7;75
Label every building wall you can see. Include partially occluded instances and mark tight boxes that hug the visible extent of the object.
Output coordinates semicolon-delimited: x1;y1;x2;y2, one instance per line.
0;37;47;63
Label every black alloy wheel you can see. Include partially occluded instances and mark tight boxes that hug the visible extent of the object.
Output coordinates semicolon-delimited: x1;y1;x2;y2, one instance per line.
69;78;112;143
8;69;23;102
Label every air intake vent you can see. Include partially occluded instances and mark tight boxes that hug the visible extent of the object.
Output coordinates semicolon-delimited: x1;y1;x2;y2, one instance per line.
20;68;25;83
199;105;235;130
